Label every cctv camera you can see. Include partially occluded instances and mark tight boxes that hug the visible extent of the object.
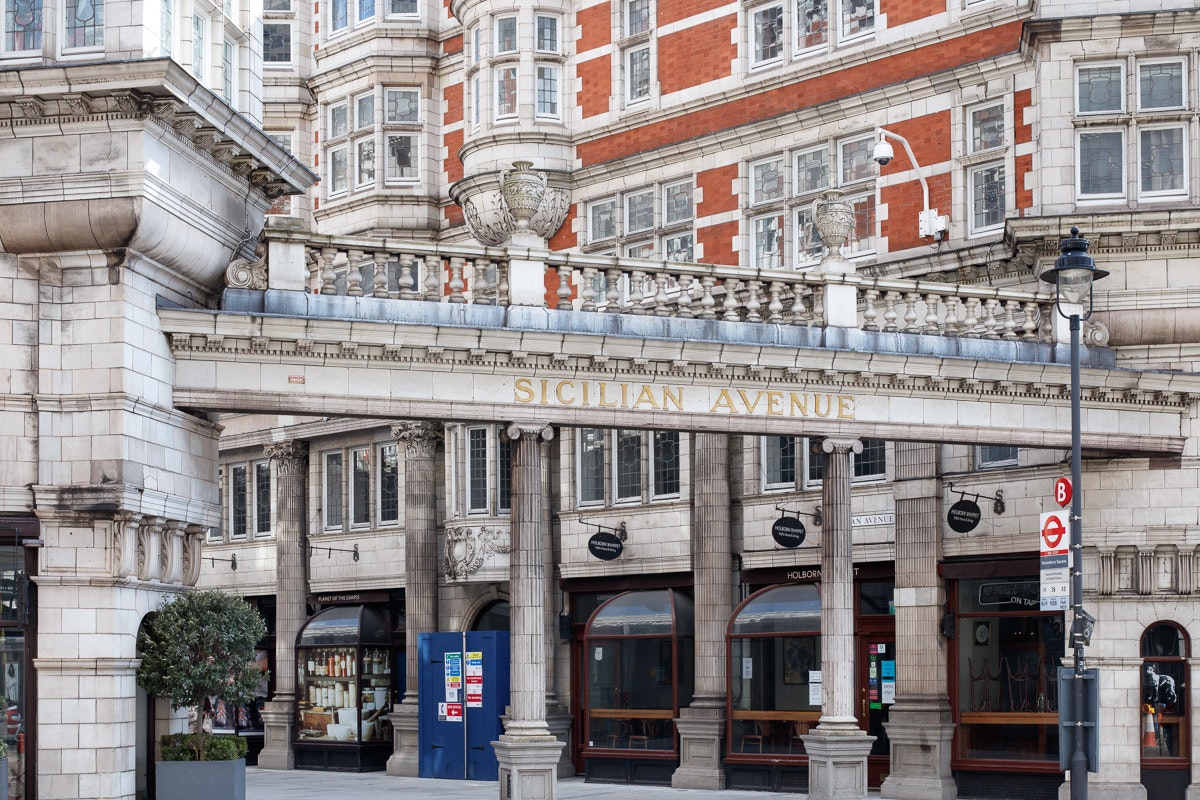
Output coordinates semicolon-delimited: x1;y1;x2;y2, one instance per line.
872;139;894;166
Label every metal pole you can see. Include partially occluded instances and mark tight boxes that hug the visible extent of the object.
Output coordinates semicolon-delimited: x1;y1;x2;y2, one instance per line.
1069;312;1087;800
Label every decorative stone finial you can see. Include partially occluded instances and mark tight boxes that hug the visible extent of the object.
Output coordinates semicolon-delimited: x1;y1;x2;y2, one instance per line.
500;161;546;231
813;189;854;259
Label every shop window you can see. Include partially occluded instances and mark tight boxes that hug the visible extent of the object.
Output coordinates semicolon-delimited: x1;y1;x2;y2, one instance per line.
0;541;31;778
583;590;694;755
1141;622;1188;762
727;583;821;757
952;575;1064;764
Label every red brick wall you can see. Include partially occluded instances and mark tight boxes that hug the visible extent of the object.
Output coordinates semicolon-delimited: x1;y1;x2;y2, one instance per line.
444;83;462;125
549;203;578;250
880;0;941;26
697;164;738;216
444;205;464;226
1013;88;1032;145
658;0;731;28
443;33;462;55
698;220;738;266
577;56;612;118
577;3;611;51
880;173;951;251
444;128;463;183
659;16;736;95
1015;153;1032;212
878;111;951;173
578;22;1023;166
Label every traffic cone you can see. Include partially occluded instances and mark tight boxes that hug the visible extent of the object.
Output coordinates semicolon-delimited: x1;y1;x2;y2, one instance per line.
1142;704;1157;748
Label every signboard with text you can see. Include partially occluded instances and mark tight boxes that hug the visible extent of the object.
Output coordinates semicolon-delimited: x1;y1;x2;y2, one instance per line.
1040;511;1070;611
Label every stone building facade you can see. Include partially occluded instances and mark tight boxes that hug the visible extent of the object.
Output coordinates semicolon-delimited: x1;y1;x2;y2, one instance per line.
0;0;1199;798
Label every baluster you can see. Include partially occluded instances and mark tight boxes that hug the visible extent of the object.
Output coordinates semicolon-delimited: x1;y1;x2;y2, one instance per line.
496;259;509;306
398;254;416;300
811;287;825;327
628;270;647;314
606;268;622;311
924;292;941;335
447;257;466;303
944;295;962;337
962;297;981;338
677;275;696;319
861;289;879;331
767;281;784;323
743;280;763;322
653;273;671;317
790;287;808;325
372;252;390;297
424;255;442;300
902;292;920;333
722;279;741;321
1001;300;1020;340
1021;301;1040;341
557;266;573;310
320;246;338;295
468;259;490;306
882;290;900;332
345;249;364;297
981;299;1000;339
698;276;717;319
580;267;597;312
306;249;321;294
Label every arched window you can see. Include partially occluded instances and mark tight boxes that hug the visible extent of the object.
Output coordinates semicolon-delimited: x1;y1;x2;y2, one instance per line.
726;583;821;758
472;601;510;632
1140;622;1188;763
582;589;694;755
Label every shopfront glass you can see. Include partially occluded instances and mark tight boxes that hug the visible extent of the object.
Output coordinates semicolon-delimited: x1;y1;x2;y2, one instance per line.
953;576;1064;763
727;583;821;757
583;590;694;753
1141;622;1188;762
0;543;28;799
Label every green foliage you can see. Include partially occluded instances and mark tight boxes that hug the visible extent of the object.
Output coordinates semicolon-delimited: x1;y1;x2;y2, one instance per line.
136;590;268;741
0;737;7;758
159;732;248;762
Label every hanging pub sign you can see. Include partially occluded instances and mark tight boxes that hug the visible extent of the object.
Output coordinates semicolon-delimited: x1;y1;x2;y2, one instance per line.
947;498;982;533
588;530;623;561
771;516;807;549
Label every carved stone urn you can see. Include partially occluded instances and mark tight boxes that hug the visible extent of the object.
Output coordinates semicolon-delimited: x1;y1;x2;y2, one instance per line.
812;189;855;258
500;160;547;231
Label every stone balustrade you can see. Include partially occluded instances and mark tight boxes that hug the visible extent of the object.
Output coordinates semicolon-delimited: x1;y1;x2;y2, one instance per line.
255;231;1057;341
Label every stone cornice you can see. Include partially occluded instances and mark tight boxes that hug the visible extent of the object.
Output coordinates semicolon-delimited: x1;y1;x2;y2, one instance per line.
0;59;315;199
162;323;1198;412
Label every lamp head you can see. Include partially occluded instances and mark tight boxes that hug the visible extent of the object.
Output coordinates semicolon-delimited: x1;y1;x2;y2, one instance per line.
872;138;894;166
1040;226;1109;311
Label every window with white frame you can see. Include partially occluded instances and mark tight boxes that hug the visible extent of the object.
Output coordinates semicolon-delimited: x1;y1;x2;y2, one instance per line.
64;0;102;49
536;14;558;51
262;21;292;65
463;425;511;515
746;0;871;72
325;88;421;199
387;0;416;15
496;65;518;119
210;467;225;541
192;12;207;80
1075;58;1189;203
4;0;43;55
329;0;375;34
574;428;682;507
977;445;1018;469
585;179;695;260
621;0;654;106
323;450;344;530
350;446;371;526
745;134;876;269
805;438;886;484
221;38;235;105
495;15;516;53
378;443;400;525
762;435;797;489
966;102;1006;234
230;463;249;539
158;0;173;57
536;64;560;119
385;88;420;181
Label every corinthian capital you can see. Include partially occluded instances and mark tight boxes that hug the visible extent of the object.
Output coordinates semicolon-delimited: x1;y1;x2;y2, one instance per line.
391;421;444;458
265;440;309;476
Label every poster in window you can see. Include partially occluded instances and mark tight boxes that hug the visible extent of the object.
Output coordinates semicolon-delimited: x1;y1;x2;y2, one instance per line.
783;637;813;685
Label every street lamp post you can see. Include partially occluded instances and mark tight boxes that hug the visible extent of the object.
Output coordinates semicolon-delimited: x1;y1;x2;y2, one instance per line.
1040;227;1108;800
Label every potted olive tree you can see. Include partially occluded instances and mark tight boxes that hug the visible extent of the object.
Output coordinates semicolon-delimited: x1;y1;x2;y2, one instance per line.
136;590;267;800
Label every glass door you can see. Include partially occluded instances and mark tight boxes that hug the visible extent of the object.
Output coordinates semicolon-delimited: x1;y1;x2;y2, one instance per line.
858;633;894;787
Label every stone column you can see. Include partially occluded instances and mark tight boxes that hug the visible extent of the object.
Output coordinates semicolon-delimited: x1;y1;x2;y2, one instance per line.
388;421;443;776
494;422;564;800
881;442;956;800
802;438;874;800
258;439;309;771
673;432;732;789
541;436;574;777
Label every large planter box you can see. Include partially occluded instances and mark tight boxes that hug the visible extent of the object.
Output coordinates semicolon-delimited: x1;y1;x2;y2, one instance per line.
155;758;245;800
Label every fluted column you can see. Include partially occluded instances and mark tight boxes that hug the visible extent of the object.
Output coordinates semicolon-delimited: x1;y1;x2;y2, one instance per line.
493;422;563;800
388;421;443;777
881;441;957;799
673;432;732;789
818;437;861;729
802;438;873;800
258;439;308;771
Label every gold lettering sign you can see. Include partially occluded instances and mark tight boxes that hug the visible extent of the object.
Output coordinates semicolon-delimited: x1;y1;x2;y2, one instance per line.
513;377;854;419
